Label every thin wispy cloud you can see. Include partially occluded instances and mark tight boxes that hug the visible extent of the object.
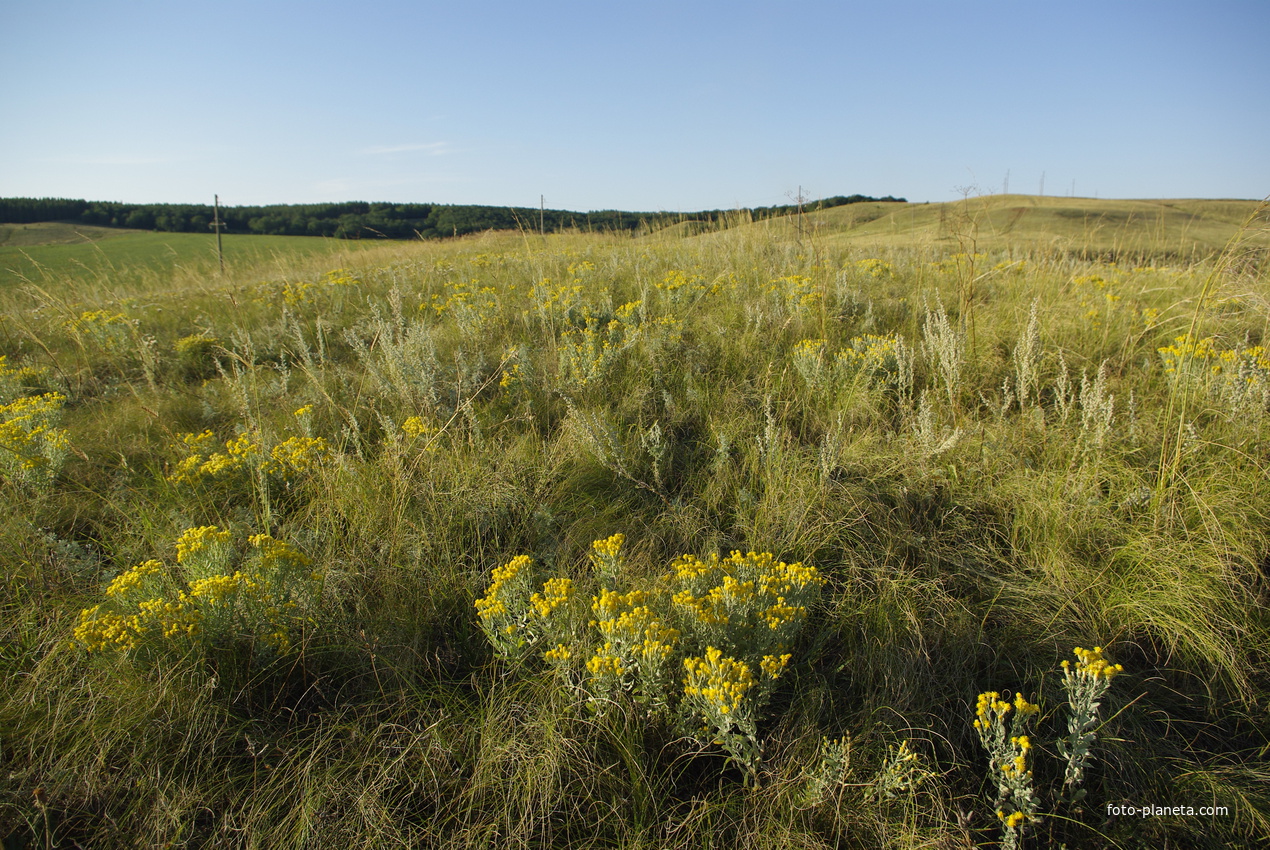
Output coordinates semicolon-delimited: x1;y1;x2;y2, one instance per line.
359;142;451;156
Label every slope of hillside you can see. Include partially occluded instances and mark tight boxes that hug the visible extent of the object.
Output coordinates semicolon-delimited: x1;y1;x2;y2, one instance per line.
801;195;1268;257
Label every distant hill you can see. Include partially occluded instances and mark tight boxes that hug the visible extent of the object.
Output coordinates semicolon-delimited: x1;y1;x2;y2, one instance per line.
784;195;1269;260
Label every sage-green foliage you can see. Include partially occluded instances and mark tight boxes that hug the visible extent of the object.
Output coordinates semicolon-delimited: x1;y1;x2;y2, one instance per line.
1;205;1269;848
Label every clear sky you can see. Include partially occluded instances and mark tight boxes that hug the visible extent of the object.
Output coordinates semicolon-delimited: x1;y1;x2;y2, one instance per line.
2;1;1266;211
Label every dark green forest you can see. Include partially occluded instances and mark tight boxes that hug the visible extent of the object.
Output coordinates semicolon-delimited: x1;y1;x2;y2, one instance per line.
0;194;906;240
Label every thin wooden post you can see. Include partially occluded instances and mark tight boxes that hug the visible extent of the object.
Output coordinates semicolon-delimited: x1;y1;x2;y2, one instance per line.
793;185;809;243
213;194;224;273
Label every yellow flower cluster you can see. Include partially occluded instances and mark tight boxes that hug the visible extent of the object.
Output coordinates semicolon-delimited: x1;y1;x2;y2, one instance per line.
263;436;330;475
173;333;221;358
834;334;905;380
282;280;314;306
1158;334;1219;374
137;596;201;639
544;643;572;664
74;528;317;658
499;362;523;391
973;690;1040;730
474;554;532;622
175;526;232;564
558;314;633;389
168;431;261;483
74;604;160;653
998;810;1025;829
188;570;257;602
169;430;331;485
655;269;719;297
586;645;625;678
591;532;625;563
768;274;820;313
587;586;680;679
793;338;826;358
0;357;52;405
402;416;442;449
1157;335;1270;420
530;577;573;617
854;258;894;278
683;646;755;716
1062;645;1124;680
78;560;193;652
793;335;911;394
656;269;702;292
1073;273;1115;290
614;301;642;322
323;268;361;287
759;653;792;679
531;278;584;317
249;533;312;569
0;393;66;429
1001;735;1032;780
428;278;498;317
930;252;987;275
473;535;821;773
0;392;70;485
671;550;823;640
62;310;134;352
1159;335;1269;376
791;339;828;388
105;559;164;598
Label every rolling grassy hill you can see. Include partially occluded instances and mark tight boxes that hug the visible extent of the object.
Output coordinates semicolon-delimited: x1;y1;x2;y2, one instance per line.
799;195;1269;257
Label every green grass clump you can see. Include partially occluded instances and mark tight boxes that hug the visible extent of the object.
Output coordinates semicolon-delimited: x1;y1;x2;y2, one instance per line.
1;201;1268;847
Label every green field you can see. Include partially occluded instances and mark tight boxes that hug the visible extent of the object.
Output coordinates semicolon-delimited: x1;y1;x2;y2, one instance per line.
1;197;1268;848
0;222;384;291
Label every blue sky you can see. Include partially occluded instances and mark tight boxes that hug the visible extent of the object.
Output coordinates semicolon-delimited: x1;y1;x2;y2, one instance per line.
2;1;1266;210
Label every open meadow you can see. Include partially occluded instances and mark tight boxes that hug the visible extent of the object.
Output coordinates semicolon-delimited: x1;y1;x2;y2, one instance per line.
0;223;378;292
2;196;1268;848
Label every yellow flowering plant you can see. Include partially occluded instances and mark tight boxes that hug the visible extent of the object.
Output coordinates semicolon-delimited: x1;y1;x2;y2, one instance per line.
1058;646;1124;803
587;584;680;712
173;333;223;380
1158;335;1270;421
62;309;136;355
0;392;71;490
974;690;1041;849
474;536;824;776
167;427;331;491
73;527;320;662
475;555;579;666
973;645;1126;850
669;550;823;670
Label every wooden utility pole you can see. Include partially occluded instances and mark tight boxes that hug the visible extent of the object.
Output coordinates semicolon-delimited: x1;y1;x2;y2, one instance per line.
797;185;805;242
212;194;224;273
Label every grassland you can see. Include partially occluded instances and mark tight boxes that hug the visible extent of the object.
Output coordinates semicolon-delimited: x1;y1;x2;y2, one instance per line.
1;196;1268;848
0;222;379;292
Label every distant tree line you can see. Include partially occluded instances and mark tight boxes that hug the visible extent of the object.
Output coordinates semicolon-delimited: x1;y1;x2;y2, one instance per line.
0;194;906;241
